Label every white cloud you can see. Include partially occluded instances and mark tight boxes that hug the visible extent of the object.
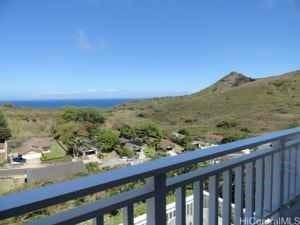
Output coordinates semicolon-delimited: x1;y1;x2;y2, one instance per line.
44;91;81;96
76;29;92;50
87;88;97;93
103;88;121;93
75;29;108;50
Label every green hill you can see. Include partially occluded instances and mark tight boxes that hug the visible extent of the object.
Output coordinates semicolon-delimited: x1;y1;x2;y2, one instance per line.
112;70;300;142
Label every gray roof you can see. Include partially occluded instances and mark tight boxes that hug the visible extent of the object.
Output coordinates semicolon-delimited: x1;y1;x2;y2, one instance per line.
124;143;141;151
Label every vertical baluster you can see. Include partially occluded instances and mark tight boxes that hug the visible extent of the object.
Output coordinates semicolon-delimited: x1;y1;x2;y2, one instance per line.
264;155;273;216
222;170;232;225
209;175;218;225
272;152;281;211
290;147;297;199
176;186;186;225
255;158;264;220
146;174;167;225
297;144;300;196
193;180;203;225
294;145;298;197
234;166;243;225
279;140;286;206
123;205;134;225
283;149;290;203
94;215;104;225
245;162;254;220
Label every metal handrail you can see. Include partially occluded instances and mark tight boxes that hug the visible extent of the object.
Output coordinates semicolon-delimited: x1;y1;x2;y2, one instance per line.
0;127;300;223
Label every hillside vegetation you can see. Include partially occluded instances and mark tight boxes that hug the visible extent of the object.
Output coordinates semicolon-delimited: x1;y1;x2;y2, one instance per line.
1;70;300;143
111;70;300;142
0;107;59;139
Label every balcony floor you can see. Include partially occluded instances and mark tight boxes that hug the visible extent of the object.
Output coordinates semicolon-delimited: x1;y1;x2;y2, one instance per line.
278;197;300;223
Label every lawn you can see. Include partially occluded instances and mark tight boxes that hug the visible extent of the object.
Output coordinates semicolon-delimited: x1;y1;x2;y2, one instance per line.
41;142;66;161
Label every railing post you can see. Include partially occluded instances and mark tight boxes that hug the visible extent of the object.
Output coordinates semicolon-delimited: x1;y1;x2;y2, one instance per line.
255;158;264;220
193;180;203;225
222;170;232;225
146;174;167;225
277;139;286;206
176;186;186;225
234;166;243;225
271;140;283;212
245;162;254;220
264;154;273;216
94;215;104;225
123;205;134;225
209;175;218;225
296;143;300;196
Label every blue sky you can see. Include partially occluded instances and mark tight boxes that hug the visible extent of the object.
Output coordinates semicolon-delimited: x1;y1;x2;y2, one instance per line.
0;0;300;100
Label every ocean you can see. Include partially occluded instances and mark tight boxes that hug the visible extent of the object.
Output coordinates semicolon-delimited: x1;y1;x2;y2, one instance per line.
0;99;135;109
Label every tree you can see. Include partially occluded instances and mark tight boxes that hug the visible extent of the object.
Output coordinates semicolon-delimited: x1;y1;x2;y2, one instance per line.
2;103;15;108
0;112;11;142
178;128;190;136
0;112;8;127
94;128;119;152
62;108;104;124
52;121;83;156
119;125;136;139
136;123;163;139
115;146;135;158
144;146;156;159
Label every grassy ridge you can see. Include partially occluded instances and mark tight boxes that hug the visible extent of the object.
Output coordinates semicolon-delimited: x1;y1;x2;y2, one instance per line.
112;70;300;141
1;70;300;142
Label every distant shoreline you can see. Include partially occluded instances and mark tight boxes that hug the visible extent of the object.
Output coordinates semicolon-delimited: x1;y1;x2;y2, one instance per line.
0;99;137;109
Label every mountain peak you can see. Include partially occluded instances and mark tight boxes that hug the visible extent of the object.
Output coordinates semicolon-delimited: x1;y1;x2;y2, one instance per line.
212;71;255;93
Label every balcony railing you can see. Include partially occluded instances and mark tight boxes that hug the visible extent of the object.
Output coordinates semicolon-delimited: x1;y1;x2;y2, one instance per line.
1;127;300;225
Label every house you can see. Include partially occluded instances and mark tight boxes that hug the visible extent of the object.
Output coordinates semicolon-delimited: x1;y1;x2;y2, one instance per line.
22;150;42;164
124;143;142;152
171;132;185;140
11;137;52;155
78;146;99;158
158;139;176;151
119;138;131;145
9;137;53;164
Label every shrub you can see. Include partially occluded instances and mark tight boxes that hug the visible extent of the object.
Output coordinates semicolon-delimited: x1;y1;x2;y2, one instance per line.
178;128;190;136
85;162;100;174
220;133;248;144
2;103;15;108
94;128;119;152
137;113;145;118
144;147;156;159
183;142;195;151
0;112;11;141
240;127;251;133
119;125;136;139
0;128;11;141
62;108;104;123
53;122;79;146
136;123;163;139
0;112;8;127
288;122;300;128
115;147;135;158
216;120;238;129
